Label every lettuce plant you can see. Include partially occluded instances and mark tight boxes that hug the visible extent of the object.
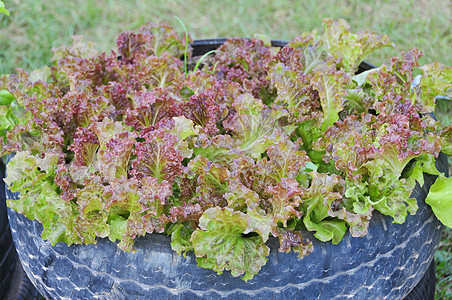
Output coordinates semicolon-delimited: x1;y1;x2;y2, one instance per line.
1;19;451;281
0;1;9;16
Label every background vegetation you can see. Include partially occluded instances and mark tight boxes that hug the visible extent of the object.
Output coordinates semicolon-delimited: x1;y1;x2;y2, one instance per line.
0;0;451;298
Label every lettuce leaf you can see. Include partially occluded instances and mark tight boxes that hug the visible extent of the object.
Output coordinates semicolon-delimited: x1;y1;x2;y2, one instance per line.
73;175;109;244
169;223;195;256
0;1;9;16
311;64;350;132
5;152;81;245
209;38;275;98
103;176;172;251
274;227;313;259
439;125;452;156
418;62;452;112
98;131;135;181
300;172;347;244
117;53;185;93
124;89;180;131
180;91;220;135
52;36;99;62
322;18;393;74
191;207;269;281
223;94;284;159
268;62;320;120
186;155;230;208
256;139;309;183
425;175;452;227
131;129;183;183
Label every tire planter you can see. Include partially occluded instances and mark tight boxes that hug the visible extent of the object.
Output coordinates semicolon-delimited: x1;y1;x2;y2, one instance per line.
6;156;448;300
4;40;448;300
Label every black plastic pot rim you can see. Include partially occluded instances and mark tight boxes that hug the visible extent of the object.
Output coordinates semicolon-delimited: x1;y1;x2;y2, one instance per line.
190;38;377;72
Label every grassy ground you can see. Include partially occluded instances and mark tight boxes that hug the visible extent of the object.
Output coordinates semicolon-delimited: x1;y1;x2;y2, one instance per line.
1;0;451;298
1;0;451;73
437;228;452;299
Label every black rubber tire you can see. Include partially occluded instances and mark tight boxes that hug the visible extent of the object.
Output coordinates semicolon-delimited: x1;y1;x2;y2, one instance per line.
403;259;436;300
0;160;17;299
0;228;16;299
4;256;42;300
5;152;448;300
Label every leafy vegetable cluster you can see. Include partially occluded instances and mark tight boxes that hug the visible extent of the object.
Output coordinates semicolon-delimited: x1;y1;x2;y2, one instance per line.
0;0;9;16
1;19;451;281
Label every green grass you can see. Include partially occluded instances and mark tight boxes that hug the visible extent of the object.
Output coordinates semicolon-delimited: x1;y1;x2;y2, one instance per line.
1;0;451;73
436;228;452;299
0;0;451;298
435;97;452;299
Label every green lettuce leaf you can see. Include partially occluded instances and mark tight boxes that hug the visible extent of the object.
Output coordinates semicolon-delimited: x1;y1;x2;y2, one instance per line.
0;98;31;153
0;1;9;16
311;64;350;132
73;175;109;244
5;151;81;245
405;153;441;186
0;71;64;155
52;36;99;62
171;116;199;140
186;155;230;207
285;31;326;75
191;133;234;163
425;175;452;227
169;223;195;257
300;172;347;244
322;18;393;74
418;62;452;113
0;89;15;105
191;207;269;281
223;94;284;159
439;125;452;156
339;180;374;237
296;118;325;166
256;139;310;184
